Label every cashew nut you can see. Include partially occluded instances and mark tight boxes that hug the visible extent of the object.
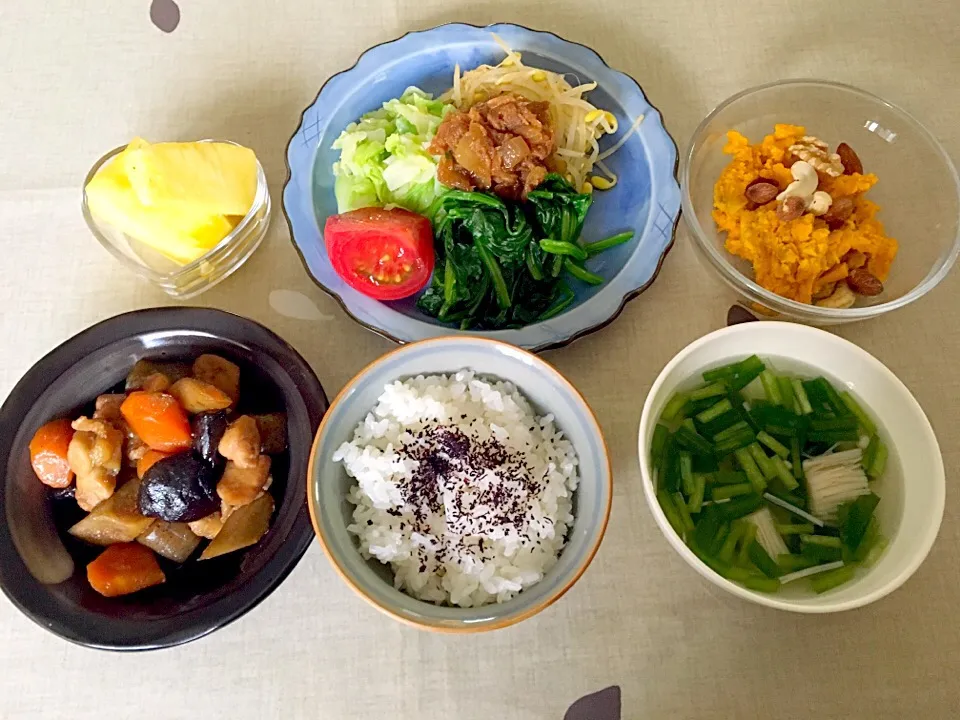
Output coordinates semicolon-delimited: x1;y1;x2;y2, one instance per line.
814;282;856;309
808;191;833;216
777;161;834;216
776;161;819;202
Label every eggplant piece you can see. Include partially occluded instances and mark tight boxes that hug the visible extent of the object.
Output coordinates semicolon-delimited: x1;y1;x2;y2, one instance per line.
199;493;274;560
69;479;155;545
253;413;287;454
192;411;229;465
138;452;219;522
137;521;201;563
125;360;191;391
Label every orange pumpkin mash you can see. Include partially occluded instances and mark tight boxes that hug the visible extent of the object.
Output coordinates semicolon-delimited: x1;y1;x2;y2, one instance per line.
713;124;898;303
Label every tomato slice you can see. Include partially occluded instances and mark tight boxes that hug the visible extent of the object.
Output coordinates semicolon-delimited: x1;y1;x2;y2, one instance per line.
324;208;434;300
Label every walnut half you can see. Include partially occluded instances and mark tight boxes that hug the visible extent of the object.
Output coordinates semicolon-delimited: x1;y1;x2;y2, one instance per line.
788;136;843;178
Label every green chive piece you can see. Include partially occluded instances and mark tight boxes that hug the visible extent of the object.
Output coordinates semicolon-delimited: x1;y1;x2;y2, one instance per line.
696;398;733;424
757;431;790;459
810;564;856;593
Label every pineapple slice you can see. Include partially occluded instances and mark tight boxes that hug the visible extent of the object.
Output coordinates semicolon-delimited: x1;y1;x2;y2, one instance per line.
123;141;258;217
85;138;242;265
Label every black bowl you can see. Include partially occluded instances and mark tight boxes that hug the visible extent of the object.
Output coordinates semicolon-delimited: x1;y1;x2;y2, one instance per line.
0;308;328;650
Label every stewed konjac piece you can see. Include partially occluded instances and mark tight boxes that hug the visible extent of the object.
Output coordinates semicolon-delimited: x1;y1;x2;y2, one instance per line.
27;355;287;597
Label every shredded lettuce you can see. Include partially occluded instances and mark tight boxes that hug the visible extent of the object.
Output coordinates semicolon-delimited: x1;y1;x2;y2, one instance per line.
331;87;451;215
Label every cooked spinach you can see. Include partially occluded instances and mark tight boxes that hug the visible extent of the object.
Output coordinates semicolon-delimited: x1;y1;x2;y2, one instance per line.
417;174;625;330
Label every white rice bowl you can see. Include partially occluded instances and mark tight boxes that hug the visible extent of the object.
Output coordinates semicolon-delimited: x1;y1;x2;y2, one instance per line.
332;369;579;607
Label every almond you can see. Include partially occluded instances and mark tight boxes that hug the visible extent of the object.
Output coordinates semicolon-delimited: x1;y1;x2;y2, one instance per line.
846;268;883;296
744;179;779;205
836;143;863;175
822;196;855;229
777;196;805;222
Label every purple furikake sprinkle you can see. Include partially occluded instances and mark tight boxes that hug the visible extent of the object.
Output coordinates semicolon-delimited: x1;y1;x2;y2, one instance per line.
397;424;543;566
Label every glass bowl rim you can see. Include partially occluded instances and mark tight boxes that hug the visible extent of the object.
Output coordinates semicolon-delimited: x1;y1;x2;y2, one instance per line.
680;78;960;320
81;139;270;283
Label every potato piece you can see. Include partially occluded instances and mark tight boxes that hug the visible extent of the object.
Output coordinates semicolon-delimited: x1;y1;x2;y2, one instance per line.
93;394;127;425
192;354;240;403
199;493;274;560
69;479;155;544
75;468;116;512
141;372;171;393
188;512;224;540
253;413;287;454
86;543;166;597
217;456;271;507
137;521;200;563
169;378;233;414
125;360;190;391
218;416;260;469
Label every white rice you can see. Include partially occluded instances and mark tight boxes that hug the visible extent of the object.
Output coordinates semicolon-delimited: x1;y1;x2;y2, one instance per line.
333;369;579;607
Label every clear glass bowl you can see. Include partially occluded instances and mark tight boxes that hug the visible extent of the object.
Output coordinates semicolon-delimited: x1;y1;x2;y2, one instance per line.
82;141;271;299
681;80;960;324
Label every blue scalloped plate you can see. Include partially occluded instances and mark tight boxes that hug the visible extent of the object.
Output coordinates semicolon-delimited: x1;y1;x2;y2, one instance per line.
282;23;680;351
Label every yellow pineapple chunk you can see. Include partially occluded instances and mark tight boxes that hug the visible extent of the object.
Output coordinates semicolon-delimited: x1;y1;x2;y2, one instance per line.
85;139;241;265
123;142;258;216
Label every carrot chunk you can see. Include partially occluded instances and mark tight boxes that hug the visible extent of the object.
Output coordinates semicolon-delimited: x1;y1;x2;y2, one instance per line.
86;543;166;597
120;392;192;452
29;419;75;488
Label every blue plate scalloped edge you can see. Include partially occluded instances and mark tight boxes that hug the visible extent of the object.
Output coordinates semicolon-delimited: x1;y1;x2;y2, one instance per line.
281;22;680;352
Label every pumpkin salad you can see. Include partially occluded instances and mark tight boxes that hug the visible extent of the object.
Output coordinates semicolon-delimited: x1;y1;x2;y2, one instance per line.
713;124;898;307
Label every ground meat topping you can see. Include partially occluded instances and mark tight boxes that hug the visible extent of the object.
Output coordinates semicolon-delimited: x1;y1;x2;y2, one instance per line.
429;93;555;201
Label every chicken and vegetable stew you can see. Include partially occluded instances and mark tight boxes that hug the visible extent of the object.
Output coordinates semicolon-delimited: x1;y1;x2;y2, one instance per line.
28;354;287;597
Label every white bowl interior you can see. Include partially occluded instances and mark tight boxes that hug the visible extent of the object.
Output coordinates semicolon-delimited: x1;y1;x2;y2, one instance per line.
310;338;611;630
638;322;944;612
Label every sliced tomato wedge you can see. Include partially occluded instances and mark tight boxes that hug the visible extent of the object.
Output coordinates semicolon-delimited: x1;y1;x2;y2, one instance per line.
324;207;434;301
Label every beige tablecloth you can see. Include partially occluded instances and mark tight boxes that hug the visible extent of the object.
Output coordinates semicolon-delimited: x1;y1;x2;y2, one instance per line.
2;1;959;718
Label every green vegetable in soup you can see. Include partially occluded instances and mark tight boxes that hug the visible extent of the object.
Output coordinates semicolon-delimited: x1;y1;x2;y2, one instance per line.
652;356;890;597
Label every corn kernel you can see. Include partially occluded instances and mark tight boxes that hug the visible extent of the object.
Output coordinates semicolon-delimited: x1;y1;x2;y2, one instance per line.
580;182;594;195
584;109;603;123
532;71;546;82
589;175;617;190
473;91;486;102
564;173;575;185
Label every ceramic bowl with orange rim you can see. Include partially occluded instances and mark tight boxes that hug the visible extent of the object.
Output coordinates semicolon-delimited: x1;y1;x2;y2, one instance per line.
307;337;611;631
